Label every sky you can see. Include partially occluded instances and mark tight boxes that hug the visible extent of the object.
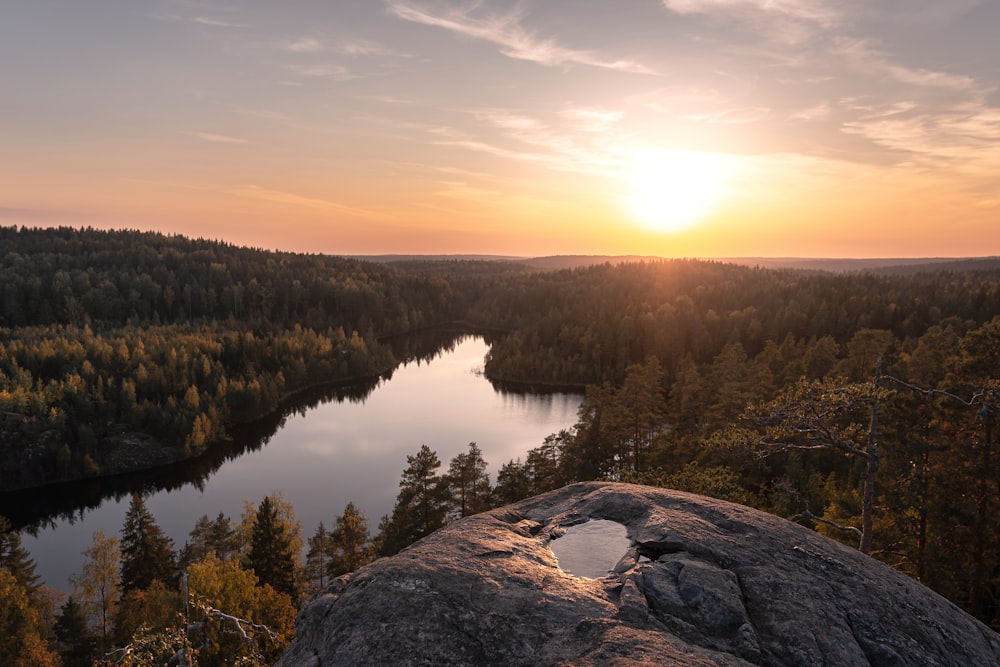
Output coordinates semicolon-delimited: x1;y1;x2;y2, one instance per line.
2;0;999;258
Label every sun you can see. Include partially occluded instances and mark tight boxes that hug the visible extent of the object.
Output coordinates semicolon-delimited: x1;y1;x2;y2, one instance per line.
623;149;728;233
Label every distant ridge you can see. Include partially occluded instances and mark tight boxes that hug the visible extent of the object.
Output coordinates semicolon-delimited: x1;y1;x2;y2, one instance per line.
351;254;524;263
718;256;1000;273
353;253;1000;274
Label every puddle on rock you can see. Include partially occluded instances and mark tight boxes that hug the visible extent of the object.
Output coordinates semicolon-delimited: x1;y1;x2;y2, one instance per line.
549;519;630;579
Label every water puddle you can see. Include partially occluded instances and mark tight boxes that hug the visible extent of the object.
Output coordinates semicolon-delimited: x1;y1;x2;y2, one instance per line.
549;519;630;579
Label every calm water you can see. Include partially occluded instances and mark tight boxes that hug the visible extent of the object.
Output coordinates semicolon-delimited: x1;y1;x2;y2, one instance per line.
15;335;582;592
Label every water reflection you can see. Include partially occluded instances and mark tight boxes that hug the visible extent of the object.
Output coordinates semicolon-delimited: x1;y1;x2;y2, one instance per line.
3;329;484;533
6;331;583;590
550;520;631;579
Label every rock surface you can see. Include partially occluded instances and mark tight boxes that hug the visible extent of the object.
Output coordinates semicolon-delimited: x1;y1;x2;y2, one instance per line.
278;482;1000;666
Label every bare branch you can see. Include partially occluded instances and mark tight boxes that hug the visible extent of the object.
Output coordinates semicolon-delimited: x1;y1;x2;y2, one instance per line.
881;374;983;407
790;508;863;539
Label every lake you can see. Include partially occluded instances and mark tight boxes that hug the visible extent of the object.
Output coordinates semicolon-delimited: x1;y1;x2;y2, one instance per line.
13;334;583;591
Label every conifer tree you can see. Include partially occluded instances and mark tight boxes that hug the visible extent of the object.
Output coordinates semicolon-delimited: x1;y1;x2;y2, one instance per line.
54;596;96;667
305;522;333;592
119;493;176;593
246;495;298;600
181;512;240;566
331;502;371;575
377;445;450;556
0;516;41;600
446;442;491;518
493;459;531;506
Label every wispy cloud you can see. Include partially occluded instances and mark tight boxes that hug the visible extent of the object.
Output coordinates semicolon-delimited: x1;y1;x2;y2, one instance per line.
424;106;630;179
187;131;248;144
683;106;772;124
338;38;400;57
281;35;405;58
288;64;359;80
388;2;658;74
231;185;388;219
560;108;625;133
286;37;324;53
662;0;841;26
835;38;977;91
788;102;831;122
841;98;1000;172
662;0;844;46
192;16;248;29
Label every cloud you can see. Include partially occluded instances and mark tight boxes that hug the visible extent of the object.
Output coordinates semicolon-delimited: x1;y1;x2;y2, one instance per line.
661;0;845;46
426;106;629;179
683;106;773;124
231;185;387;219
841;100;1000;170
835;39;977;91
193;17;248;29
789;103;832;122
662;0;841;25
286;37;324;53
338;38;399;57
387;2;658;74
288;64;358;80
560;108;625;133
187;131;249;144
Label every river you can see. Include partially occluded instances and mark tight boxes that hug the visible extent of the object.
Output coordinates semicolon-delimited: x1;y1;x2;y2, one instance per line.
12;334;583;592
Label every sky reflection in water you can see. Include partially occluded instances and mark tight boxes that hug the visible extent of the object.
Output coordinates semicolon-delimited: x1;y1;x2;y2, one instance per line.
23;336;582;591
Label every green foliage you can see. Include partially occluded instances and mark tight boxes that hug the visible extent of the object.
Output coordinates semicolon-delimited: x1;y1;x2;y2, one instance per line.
245;495;299;600
113;579;182;646
0;516;41;600
7;228;1000;632
492;459;531;507
613;462;752;505
186;554;295;666
377;445;451;556
331;502;373;576
445;442;492;518
180;512;241;567
54;596;96;667
119;493;176;593
304;522;334;594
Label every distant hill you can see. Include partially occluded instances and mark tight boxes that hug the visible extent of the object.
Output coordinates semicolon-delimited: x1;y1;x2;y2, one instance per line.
357;253;1000;274
718;256;1000;273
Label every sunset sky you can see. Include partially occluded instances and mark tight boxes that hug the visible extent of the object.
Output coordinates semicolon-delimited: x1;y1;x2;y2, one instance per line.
3;1;999;258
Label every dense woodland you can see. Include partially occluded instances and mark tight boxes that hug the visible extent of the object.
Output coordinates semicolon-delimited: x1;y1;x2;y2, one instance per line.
2;225;1000;664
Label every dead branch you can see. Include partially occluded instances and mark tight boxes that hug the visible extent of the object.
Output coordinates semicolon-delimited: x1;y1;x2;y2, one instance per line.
790;508;863;540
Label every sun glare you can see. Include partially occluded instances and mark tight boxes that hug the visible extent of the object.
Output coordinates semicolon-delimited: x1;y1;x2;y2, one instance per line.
623;149;728;233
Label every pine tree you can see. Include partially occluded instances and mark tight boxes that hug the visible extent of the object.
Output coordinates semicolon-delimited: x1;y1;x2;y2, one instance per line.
246;495;298;599
181;512;240;566
305;522;333;593
119;493;176;593
446;443;491;518
331;502;372;575
493;459;531;506
377;445;450;556
53;596;95;667
0;516;41;600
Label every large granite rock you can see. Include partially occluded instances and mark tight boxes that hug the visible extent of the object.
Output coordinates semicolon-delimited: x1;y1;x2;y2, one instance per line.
278;482;1000;666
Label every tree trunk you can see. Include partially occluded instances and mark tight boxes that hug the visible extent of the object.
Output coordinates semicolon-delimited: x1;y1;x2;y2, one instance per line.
860;363;882;555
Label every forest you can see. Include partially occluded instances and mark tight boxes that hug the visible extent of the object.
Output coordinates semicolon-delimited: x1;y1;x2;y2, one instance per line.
2;225;1000;663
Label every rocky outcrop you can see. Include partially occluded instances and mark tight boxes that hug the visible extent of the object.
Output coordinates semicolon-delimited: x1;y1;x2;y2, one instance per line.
278;482;1000;666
